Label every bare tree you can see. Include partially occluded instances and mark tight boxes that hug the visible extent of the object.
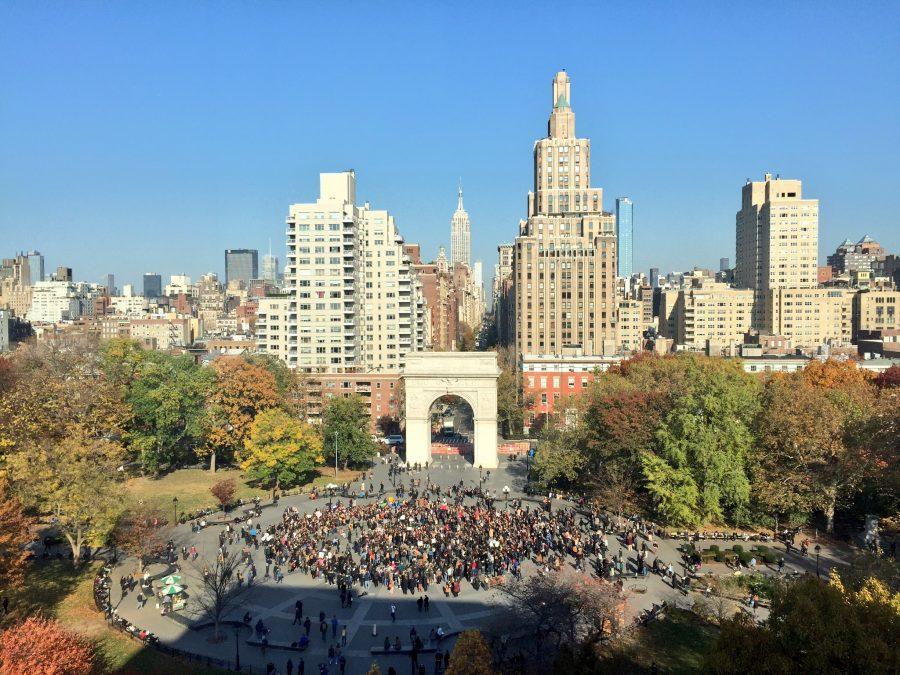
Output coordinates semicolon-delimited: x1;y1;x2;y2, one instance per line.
189;550;251;642
492;569;625;670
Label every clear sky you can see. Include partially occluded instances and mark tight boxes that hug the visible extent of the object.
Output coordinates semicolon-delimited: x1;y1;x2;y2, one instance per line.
1;2;898;290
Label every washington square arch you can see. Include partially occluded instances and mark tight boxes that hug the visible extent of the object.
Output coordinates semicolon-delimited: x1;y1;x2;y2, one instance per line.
402;352;501;468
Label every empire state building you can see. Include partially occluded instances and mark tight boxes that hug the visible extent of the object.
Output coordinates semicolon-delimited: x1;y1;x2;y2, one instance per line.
450;186;471;268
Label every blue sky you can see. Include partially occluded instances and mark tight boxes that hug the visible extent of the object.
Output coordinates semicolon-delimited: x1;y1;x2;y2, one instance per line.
1;2;898;290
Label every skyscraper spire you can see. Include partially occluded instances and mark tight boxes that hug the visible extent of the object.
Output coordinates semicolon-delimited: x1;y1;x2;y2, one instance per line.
450;182;471;267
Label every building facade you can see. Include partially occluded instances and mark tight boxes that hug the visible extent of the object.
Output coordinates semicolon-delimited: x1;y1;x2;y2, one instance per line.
765;287;856;347
734;174;819;328
143;273;162;299
450;186;471;268
514;71;618;357
280;171;427;373
615;197;633;279
672;279;754;350
225;249;259;288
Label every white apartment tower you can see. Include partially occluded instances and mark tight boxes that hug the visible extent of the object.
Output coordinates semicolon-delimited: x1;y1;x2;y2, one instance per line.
450;186;471;268
735;173;819;327
513;70;618;356
279;171;427;373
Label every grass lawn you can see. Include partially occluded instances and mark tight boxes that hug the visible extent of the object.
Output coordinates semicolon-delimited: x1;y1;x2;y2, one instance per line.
603;608;720;674
7;560;230;674
124;466;365;520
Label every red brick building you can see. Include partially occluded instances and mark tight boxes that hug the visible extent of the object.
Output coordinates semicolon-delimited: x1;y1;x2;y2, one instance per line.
521;353;621;432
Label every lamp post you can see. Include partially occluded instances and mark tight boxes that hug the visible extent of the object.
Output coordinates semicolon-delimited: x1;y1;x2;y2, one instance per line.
234;624;241;670
503;485;510;508
815;544;822;578
334;431;339;479
172;496;178;527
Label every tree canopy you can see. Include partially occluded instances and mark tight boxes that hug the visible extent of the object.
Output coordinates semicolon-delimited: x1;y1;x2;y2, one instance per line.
321;395;378;469
242;408;321;489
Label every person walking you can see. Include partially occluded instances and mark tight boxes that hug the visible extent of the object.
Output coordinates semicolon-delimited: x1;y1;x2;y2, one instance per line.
331;614;338;639
390;603;397;622
304;616;311;636
286;658;294;675
319;620;327;642
423;595;429;612
341;625;347;646
294;600;303;625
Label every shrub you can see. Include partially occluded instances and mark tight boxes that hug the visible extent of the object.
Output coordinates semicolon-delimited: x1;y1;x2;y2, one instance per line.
710;544;720;553
732;544;744;554
714;552;725;563
738;551;753;566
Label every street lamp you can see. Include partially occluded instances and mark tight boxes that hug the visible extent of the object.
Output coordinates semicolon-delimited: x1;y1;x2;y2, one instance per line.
815;544;822;578
503;485;510;508
334;431;339;479
234;624;241;670
172;496;178;527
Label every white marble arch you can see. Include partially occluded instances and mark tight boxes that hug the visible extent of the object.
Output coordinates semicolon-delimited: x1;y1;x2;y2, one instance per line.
402;352;501;469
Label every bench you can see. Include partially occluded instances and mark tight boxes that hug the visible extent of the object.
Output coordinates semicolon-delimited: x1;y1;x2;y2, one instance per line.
370;646;437;656
246;639;308;652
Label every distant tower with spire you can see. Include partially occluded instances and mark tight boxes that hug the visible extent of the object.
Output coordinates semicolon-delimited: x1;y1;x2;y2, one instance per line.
450;181;471;267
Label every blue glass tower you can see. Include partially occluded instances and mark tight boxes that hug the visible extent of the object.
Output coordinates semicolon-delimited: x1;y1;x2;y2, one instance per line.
616;197;633;278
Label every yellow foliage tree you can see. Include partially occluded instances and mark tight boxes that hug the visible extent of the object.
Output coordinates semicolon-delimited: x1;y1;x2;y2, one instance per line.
242;409;322;492
445;630;493;675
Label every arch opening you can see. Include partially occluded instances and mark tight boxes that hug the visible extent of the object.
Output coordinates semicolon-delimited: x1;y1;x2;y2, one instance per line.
428;394;475;465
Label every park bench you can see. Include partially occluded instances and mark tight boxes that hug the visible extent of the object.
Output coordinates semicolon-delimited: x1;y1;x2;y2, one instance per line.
246;638;308;652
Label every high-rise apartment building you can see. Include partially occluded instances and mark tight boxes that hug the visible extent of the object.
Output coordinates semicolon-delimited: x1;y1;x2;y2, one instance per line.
493;244;515;346
734;173;819;327
143;273;162;299
450;186;471;268
280;171;427;373
225;249;259;288
513;71;618;357
616;197;633;279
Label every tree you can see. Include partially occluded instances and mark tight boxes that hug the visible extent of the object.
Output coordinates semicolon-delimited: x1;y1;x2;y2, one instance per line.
242;409;321;491
112;507;171;572
126;351;213;473
495;347;532;437
493;569;625;670
0;478;31;594
445;630;493;675
457;323;476;351
321;395;378;469
190;550;252;642
210;478;237;510
7;431;123;567
0;616;97;675
706;573;900;674
532;422;587;490
874;364;900;390
0;338;131;466
204;357;280;470
754;361;877;532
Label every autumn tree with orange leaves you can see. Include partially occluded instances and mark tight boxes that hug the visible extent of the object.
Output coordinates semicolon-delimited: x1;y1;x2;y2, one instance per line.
203;357;281;471
0;616;96;675
0;478;31;595
754;360;877;532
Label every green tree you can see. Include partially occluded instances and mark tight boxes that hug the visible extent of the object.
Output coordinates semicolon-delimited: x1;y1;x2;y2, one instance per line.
532;422;587;490
126;352;213;473
640;451;701;526
242;409;321;490
706;573;900;674
321;395;378;470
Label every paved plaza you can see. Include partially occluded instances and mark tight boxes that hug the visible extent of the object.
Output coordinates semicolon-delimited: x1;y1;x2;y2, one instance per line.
106;457;846;674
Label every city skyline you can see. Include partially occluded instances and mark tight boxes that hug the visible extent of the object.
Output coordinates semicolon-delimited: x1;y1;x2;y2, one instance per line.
1;3;898;290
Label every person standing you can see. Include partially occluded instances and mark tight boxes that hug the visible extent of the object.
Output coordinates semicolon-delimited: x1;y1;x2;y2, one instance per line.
286;658;293;675
293;599;303;624
390;603;397;622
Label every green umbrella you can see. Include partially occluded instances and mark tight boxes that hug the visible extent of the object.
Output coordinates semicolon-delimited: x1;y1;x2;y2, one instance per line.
161;584;184;595
160;575;182;586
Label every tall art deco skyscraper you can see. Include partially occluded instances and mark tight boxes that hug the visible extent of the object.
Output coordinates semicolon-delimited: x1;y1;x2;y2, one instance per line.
450;185;471;268
513;71;618;356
